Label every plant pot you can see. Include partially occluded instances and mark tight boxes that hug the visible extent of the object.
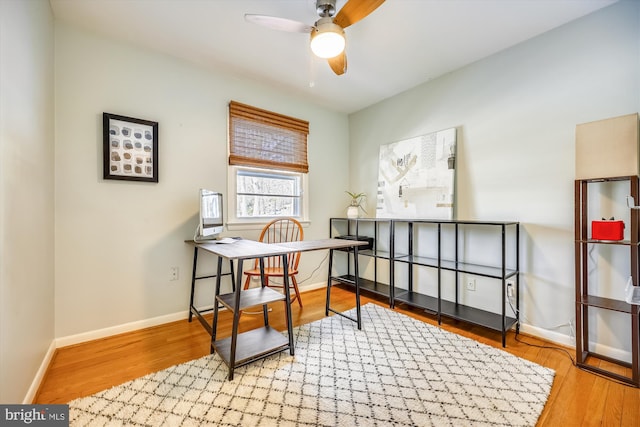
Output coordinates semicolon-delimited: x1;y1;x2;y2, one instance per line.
347;206;359;219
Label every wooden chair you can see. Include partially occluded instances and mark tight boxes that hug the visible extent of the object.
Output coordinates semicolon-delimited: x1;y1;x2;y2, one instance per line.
243;218;304;307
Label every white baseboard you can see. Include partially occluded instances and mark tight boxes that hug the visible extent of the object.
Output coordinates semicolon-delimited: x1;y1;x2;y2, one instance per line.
24;340;56;404
299;281;329;292
55;280;328;348
55;310;190;348
587;341;632;364
518;323;575;348
517;322;632;364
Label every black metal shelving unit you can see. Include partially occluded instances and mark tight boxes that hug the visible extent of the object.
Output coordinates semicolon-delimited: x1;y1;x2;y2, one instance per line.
330;217;394;306
393;220;519;347
330;218;520;347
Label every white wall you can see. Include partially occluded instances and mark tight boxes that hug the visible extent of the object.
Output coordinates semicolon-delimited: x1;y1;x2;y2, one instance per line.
54;23;350;339
0;0;55;403
348;1;640;354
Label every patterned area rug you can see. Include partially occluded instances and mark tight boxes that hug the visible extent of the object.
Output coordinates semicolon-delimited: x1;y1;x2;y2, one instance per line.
69;304;554;426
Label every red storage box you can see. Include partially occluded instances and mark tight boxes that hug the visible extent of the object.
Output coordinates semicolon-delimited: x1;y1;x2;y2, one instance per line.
592;220;624;240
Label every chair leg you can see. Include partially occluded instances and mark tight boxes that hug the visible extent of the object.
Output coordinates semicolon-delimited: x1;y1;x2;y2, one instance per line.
291;276;303;307
243;275;252;290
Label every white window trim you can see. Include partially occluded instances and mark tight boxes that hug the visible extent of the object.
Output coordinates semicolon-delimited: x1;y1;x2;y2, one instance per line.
226;165;309;231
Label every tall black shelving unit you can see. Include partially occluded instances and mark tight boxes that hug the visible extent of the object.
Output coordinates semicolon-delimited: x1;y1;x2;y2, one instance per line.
574;175;640;386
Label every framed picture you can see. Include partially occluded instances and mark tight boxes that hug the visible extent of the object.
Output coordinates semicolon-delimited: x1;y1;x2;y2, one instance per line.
376;127;456;219
103;112;158;182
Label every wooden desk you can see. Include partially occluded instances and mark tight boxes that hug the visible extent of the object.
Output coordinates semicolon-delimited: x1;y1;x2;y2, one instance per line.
187;238;367;380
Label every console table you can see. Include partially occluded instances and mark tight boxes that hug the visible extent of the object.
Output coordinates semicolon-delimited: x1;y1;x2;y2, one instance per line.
187;238;368;380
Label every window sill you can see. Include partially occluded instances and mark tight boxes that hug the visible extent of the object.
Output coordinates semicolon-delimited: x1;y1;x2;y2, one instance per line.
226;220;310;232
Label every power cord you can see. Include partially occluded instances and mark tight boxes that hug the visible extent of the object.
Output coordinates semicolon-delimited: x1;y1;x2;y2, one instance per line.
587;244;597;279
509;287;640;387
506;286;575;337
515;327;640;387
297;252;330;284
507;287;577;365
514;331;576;366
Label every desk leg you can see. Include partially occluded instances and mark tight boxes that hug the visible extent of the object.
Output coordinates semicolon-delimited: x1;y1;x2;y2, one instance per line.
210;256;223;353
229;260;235;292
326;247;362;328
325;249;334;317
188;247;199;322
282;254;294;355
259;258;269;326
228;258;244;381
353;246;362;330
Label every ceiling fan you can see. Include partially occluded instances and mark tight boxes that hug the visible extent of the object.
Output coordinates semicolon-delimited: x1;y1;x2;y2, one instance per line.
245;0;385;76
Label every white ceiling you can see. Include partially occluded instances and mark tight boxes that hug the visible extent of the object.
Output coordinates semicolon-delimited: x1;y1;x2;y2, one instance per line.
49;0;618;114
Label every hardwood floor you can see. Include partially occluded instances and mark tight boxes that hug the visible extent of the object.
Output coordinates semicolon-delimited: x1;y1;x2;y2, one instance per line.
35;286;640;425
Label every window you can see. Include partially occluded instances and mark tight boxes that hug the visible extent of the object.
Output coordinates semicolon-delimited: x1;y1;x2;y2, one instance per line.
227;101;309;227
230;165;307;220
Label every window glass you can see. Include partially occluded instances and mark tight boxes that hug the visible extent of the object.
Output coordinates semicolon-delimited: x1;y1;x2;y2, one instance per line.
236;168;301;218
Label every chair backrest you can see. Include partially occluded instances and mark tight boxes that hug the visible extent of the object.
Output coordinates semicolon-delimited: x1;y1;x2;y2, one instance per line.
259;218;304;271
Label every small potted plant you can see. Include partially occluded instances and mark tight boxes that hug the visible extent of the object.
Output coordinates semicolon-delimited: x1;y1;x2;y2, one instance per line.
346;191;367;218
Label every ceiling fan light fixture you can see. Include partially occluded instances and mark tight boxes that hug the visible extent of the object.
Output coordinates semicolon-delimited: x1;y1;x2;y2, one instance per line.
310;18;345;59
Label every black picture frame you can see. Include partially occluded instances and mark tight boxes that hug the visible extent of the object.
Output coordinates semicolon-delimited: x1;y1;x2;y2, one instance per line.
103;112;158;182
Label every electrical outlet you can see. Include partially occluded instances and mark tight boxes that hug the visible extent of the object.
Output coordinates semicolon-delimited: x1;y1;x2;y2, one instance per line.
170;267;179;281
467;279;476;291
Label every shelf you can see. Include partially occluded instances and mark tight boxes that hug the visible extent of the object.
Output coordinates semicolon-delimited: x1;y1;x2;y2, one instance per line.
394;254;439;268
577;350;637;386
332;274;391;298
392;219;519;226
441;260;518;280
579;176;635;183
338;247;391;259
577;295;639;314
395;255;517;279
394;290;518;332
442;301;518;332
332;217;392;223
213;326;290;368
393;290;439;312
216;287;285;311
358;249;392;259
578;239;639;246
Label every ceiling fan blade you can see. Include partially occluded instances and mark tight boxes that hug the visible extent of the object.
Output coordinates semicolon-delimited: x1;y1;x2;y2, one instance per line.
328;52;347;76
244;14;313;33
333;0;385;29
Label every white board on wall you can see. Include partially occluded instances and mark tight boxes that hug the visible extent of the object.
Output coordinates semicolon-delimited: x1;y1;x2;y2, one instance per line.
376;128;456;219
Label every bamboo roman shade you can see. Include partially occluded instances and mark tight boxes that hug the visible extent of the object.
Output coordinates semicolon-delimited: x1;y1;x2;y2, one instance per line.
228;101;309;173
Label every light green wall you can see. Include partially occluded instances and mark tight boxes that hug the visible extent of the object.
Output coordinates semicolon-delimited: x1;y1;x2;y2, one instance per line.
348;1;640;354
0;0;55;403
54;23;350;339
